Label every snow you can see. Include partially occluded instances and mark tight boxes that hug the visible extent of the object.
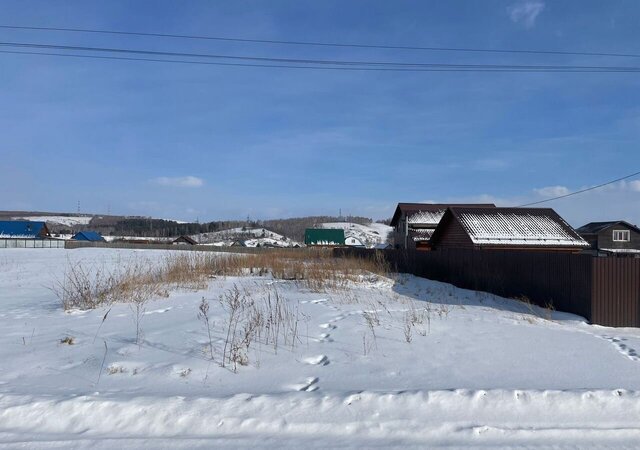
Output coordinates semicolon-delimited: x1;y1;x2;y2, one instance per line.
1;248;640;447
407;210;445;226
191;227;301;247
13;215;93;227
601;248;640;254
0;234;37;239
458;212;589;247
410;228;434;242
322;222;392;248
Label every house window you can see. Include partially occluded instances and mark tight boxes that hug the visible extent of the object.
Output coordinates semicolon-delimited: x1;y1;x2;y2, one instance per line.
612;230;630;242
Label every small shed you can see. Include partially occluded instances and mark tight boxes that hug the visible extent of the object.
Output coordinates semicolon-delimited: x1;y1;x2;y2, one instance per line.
0;221;50;239
173;235;197;245
430;207;588;252
304;228;345;246
72;231;105;242
576;221;640;255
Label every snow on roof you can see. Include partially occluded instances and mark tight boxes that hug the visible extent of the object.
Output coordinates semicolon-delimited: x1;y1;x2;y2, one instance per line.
407;210;445;226
0;221;48;238
390;203;496;226
410;229;434;242
454;209;588;247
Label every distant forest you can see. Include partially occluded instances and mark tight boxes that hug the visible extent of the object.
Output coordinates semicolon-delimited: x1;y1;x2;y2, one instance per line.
50;215;387;242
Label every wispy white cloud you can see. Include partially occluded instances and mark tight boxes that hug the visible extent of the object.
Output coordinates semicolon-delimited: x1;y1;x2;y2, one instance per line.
626;180;640;192
151;176;204;188
473;158;510;171
508;1;545;28
533;185;570;197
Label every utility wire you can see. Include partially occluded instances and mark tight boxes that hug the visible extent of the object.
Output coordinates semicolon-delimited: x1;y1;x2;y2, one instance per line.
2;24;640;60
2;41;640;72
8;49;640;73
518;170;640;207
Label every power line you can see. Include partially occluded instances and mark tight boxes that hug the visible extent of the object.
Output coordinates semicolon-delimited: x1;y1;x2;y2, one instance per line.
5;49;640;73
2;41;640;72
2;24;640;60
9;49;640;73
518;170;640;207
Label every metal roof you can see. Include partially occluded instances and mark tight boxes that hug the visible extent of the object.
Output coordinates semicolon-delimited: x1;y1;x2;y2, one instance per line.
72;231;105;242
304;228;345;245
442;207;588;248
390;203;496;226
0;221;49;238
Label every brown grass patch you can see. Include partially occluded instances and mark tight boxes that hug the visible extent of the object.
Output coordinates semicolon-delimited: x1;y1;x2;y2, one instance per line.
54;249;390;310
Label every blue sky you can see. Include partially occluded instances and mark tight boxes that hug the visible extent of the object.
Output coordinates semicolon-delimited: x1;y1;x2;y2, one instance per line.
1;1;640;225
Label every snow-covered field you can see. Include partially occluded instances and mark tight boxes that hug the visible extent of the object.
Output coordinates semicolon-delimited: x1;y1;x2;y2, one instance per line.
1;248;640;448
322;222;392;247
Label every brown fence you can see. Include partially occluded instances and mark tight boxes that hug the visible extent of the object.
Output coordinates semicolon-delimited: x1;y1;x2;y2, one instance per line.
335;248;640;328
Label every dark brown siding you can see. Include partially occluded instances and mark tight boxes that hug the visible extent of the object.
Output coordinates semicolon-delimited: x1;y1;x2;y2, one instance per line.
591;258;640;327
433;215;474;249
334;248;640;327
596;224;640;252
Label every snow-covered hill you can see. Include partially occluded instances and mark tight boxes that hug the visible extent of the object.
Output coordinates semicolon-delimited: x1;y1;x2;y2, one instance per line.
12;215;93;227
191;227;301;247
321;222;392;247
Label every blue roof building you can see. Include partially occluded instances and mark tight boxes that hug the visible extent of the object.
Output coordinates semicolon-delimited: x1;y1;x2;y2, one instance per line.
72;231;105;242
0;221;50;239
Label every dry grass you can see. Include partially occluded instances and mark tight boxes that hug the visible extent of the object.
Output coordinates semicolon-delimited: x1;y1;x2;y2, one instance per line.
54;249;390;311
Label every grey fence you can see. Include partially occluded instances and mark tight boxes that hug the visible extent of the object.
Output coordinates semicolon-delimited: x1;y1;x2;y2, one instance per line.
0;238;65;249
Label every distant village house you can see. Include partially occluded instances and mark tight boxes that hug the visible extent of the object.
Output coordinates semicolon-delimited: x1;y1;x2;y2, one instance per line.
577;221;640;256
72;231;105;242
172;235;197;245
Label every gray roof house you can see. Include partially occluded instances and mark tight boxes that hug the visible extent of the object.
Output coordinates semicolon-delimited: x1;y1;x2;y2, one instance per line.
576;221;640;256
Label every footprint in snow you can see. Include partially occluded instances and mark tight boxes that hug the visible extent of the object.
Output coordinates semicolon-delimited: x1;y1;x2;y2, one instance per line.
300;298;328;305
144;307;172;315
319;323;337;330
600;335;639;361
303;355;330;366
290;377;319;392
314;333;333;343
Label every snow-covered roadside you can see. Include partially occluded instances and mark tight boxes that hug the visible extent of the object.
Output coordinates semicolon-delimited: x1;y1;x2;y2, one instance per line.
2;389;640;449
1;248;640;448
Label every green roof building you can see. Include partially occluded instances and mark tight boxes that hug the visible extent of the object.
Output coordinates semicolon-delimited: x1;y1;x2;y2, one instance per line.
304;228;345;246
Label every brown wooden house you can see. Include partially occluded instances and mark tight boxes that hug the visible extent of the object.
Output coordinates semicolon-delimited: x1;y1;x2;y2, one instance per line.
429;206;588;252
